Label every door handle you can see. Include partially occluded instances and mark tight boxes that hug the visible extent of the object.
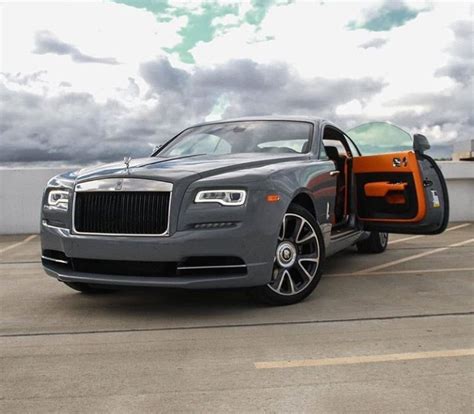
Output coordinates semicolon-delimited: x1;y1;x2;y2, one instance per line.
329;170;340;176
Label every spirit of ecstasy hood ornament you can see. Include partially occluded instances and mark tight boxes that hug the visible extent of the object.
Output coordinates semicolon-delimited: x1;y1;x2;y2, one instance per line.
123;156;131;174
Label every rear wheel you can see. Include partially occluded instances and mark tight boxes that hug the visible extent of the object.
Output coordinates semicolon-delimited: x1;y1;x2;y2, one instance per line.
356;231;389;254
251;204;325;306
63;282;116;294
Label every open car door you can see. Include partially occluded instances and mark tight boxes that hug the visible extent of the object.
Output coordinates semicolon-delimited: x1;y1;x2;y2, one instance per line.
347;122;449;235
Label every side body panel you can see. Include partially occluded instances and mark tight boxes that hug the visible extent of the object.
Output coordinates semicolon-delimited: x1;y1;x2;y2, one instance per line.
269;159;337;249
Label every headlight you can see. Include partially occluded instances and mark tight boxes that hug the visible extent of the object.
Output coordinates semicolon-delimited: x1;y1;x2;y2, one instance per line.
195;189;246;206
47;189;69;210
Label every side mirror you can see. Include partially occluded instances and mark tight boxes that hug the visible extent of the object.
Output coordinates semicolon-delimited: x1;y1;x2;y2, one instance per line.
150;144;163;157
413;134;430;154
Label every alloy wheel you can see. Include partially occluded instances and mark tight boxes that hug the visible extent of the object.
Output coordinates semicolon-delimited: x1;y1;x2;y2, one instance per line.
268;213;320;296
379;232;388;247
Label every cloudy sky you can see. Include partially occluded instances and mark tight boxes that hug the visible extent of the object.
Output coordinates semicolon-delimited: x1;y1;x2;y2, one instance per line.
0;0;472;163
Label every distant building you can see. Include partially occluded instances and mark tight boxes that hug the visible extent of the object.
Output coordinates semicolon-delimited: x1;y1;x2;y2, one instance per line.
452;139;474;161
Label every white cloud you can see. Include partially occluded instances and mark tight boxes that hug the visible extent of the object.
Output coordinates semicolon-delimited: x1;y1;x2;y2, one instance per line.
191;1;471;140
0;0;472;163
0;1;186;102
336;99;363;116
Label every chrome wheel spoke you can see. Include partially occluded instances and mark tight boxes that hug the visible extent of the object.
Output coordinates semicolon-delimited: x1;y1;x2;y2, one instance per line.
286;271;296;294
297;258;316;282
271;269;285;291
278;216;287;241
269;212;321;296
298;254;319;265
296;228;317;245
293;217;305;241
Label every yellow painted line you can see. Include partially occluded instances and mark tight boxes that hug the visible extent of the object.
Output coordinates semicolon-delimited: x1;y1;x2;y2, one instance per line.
353;238;474;274
389;223;471;245
327;267;474;277
0;235;37;255
255;348;474;370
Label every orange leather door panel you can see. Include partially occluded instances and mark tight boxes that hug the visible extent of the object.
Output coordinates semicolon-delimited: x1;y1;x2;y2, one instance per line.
385;193;407;205
353;151;426;223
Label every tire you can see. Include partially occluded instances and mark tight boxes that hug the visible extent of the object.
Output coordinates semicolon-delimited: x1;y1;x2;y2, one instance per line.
63;282;116;294
356;231;389;254
251;204;325;306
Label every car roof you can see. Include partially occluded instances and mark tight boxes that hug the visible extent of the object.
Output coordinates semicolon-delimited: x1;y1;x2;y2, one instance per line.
190;115;328;128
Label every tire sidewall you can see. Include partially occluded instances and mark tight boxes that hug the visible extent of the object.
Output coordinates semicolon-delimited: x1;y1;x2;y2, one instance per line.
357;231;389;254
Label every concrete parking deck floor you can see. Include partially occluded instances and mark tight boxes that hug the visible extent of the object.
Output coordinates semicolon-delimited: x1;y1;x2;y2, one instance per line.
1;224;473;413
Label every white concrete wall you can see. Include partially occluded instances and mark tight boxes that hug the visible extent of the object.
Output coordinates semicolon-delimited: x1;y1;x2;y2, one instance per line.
0;167;80;235
0;162;472;234
438;161;474;222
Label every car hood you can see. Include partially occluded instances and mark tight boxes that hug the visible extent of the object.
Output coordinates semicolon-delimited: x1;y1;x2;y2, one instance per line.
76;153;307;183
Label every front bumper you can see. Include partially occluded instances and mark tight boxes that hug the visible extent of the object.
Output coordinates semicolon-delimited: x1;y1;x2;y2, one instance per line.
41;220;276;289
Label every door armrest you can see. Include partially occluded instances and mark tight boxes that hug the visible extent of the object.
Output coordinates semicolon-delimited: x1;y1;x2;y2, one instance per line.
364;181;408;197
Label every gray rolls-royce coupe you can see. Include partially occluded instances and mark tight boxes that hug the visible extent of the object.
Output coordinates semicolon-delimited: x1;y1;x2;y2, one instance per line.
41;117;449;305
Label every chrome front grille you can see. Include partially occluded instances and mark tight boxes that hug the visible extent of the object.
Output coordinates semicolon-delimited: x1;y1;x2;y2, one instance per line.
73;178;172;236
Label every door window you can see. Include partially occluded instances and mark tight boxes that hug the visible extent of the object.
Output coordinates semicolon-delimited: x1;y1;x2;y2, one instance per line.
347;122;413;155
346;135;361;157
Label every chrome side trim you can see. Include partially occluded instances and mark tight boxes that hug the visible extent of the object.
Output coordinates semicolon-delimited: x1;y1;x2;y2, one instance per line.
42;220;68;231
330;229;360;241
75;178;172;192
41;255;69;265
177;264;247;270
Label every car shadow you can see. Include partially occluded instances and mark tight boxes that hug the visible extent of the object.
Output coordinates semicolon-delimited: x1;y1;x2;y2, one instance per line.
49;252;355;323
60;286;268;322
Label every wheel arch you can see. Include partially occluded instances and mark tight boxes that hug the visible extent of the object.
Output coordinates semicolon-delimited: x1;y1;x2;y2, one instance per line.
290;191;318;222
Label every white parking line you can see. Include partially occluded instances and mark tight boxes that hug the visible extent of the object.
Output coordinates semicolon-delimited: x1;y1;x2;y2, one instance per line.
388;223;471;245
254;348;474;369
327;267;474;277
388;234;424;245
0;235;38;255
354;238;474;274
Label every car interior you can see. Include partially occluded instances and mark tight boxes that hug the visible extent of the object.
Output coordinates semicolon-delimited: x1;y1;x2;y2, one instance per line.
322;126;354;228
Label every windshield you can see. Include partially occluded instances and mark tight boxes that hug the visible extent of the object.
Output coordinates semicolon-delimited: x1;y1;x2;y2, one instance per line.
347;122;413;155
159;121;313;157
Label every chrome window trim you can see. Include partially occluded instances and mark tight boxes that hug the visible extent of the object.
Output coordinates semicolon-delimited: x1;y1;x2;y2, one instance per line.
72;178;173;237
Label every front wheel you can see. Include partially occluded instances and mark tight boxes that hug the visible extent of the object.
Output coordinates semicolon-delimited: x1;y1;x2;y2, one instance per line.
251;204;325;306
